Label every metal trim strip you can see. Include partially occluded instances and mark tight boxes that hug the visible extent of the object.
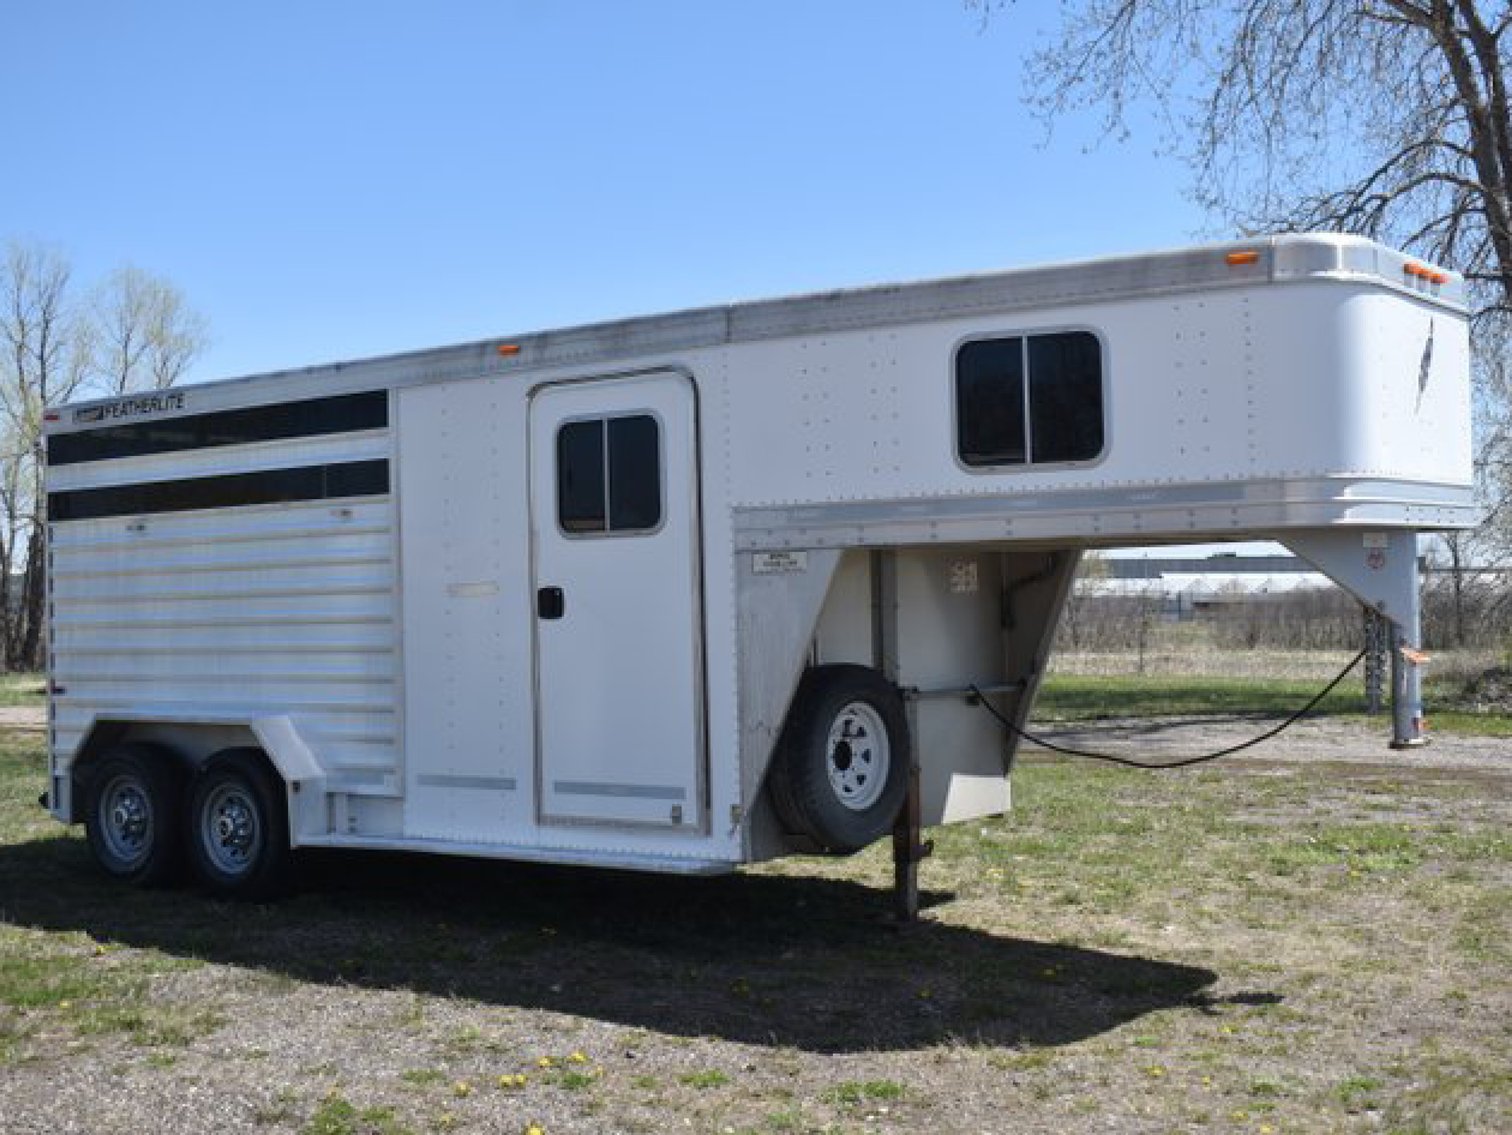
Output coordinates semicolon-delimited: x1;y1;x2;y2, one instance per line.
552;780;689;801
417;774;517;791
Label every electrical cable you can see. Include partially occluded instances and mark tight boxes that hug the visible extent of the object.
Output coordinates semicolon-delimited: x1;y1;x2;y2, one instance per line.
968;648;1367;770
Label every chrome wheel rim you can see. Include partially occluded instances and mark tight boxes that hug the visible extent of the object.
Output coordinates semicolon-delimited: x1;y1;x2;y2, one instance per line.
98;774;154;868
199;782;262;877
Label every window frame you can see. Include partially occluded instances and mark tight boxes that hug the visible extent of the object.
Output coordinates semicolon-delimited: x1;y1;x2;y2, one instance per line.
951;326;1109;473
553;409;668;539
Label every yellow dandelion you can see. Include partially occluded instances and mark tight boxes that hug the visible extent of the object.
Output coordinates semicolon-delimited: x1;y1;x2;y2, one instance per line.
537;1055;556;1069
568;1050;588;1064
452;1080;472;1097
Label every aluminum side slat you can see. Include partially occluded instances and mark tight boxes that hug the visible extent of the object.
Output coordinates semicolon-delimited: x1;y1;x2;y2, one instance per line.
50;484;402;793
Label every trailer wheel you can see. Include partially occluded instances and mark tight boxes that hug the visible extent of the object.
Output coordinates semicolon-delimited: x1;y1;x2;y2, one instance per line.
769;664;910;853
84;745;183;886
187;749;290;900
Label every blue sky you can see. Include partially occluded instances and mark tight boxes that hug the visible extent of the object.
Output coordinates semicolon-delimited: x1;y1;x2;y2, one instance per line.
4;1;1203;383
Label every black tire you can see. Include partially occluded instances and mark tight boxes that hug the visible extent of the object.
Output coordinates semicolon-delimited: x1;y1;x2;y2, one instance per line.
768;664;911;853
186;748;291;900
83;744;183;886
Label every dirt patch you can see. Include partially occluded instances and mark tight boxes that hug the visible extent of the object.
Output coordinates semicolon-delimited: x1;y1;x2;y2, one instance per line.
0;707;44;733
1024;712;1512;775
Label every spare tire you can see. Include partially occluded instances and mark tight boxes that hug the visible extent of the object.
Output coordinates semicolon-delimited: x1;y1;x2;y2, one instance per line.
768;664;910;853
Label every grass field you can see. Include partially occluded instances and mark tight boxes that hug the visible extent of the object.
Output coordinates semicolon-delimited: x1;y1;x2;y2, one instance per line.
0;674;46;708
1036;672;1512;738
0;670;1508;1133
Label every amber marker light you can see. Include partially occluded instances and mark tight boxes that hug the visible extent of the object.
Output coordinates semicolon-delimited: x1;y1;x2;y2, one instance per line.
1225;250;1260;266
496;343;521;357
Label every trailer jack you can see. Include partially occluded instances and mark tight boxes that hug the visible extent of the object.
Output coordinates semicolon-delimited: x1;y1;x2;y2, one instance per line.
890;759;933;924
1283;530;1428;750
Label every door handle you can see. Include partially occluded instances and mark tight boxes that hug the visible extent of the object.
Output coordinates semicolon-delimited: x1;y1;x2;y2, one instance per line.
537;586;565;620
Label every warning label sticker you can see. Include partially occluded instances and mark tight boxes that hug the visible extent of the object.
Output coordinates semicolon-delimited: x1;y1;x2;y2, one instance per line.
753;551;809;574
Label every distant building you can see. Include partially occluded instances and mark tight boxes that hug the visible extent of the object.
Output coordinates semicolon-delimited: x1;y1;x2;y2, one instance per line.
1079;554;1333;619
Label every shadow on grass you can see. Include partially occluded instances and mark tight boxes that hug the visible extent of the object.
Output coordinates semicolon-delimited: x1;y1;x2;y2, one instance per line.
0;835;1239;1054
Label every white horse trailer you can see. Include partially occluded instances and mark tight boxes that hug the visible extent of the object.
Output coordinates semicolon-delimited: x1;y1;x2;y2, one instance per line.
43;235;1474;900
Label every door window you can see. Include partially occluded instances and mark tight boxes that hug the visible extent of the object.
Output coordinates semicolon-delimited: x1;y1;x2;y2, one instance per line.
556;414;663;535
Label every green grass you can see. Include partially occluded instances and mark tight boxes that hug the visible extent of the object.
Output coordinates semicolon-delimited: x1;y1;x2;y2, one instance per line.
678;1069;731;1090
1035;673;1369;719
1335;1074;1385;1109
1425;709;1512;737
303;1095;413;1135
0;663;1506;1131
1036;671;1512;735
0;924;219;1056
557;1069;599;1090
824;1079;905;1106
0;673;44;708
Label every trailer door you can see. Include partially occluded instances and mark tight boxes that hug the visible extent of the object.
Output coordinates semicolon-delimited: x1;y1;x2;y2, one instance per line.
529;372;705;828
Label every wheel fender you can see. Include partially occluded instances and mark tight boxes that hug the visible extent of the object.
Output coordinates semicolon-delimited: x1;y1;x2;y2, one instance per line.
61;713;326;844
249;716;326;848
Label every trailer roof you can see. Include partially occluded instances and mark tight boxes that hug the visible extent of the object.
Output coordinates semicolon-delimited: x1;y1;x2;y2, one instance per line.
47;233;1464;429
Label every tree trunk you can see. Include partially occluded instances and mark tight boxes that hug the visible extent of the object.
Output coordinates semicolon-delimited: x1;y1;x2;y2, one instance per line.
17;521;44;672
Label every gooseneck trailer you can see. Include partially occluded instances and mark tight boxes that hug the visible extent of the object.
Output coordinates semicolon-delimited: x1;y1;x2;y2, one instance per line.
42;235;1474;898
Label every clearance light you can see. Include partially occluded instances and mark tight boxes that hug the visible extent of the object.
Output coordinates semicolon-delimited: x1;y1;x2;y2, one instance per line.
1225;250;1261;266
496;343;521;357
1404;262;1449;286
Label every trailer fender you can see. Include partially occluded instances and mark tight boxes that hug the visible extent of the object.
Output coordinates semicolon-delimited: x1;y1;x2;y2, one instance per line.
248;717;329;845
64;713;327;841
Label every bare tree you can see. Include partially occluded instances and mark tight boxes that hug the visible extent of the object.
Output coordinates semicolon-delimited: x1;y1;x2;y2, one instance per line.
972;0;1510;316
0;244;94;669
1056;550;1108;649
0;422;33;666
92;265;211;394
0;241;209;670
